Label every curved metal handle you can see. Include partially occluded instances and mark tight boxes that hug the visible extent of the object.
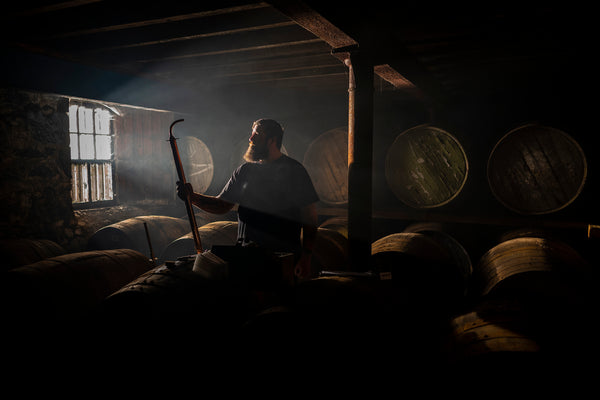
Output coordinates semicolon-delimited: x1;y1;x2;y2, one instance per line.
169;118;184;137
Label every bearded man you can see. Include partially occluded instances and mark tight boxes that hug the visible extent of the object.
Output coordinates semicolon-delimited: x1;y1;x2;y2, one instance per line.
177;118;319;279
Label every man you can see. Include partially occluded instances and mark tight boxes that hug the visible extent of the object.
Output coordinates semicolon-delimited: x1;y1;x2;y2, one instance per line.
177;118;319;279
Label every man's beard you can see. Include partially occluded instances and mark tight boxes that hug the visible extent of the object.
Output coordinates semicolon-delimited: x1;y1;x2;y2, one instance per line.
243;142;268;162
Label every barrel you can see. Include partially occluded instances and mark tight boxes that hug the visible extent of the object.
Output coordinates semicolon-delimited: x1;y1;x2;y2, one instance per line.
101;259;251;335
487;123;587;215
88;215;190;259
0;238;66;272
496;228;558;243
473;236;590;298
447;297;542;369
319;216;348;238
403;222;472;296
303;127;348;206
385;125;468;208
159;221;239;263
177;136;214;194
2;249;154;322
311;227;349;274
371;232;467;311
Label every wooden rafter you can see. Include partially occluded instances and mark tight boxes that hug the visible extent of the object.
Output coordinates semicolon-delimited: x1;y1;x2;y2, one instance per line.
86;21;297;53
6;0;102;17
45;3;271;39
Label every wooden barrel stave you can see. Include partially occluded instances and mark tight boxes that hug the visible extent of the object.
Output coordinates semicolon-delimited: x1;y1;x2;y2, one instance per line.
371;232;467;312
2;249;154;322
473;236;590;298
487;124;587;214
319;216;348;239
159;220;239;263
88;215;190;259
0;238;66;272
303;127;348;206
448;298;542;368
311;227;349;274
385;125;468;208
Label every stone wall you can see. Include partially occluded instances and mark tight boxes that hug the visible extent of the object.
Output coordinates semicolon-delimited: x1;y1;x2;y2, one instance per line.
0;88;77;248
0;88;200;252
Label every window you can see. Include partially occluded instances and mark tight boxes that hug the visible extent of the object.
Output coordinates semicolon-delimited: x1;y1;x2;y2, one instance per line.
69;102;115;205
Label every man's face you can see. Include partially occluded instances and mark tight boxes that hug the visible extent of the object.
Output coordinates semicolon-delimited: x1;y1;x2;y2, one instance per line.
244;126;270;162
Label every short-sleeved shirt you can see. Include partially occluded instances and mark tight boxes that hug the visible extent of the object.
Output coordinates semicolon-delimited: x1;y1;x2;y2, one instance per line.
218;155;319;253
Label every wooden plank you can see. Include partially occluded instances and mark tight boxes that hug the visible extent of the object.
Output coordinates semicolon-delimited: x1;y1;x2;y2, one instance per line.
46;3;272;39
85;21;297;53
373;64;417;91
135;38;323;63
6;0;101;17
487;124;587;215
267;0;357;48
385;125;468;209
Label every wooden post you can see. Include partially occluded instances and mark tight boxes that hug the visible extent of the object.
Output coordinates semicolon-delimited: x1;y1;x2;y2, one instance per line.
346;51;373;272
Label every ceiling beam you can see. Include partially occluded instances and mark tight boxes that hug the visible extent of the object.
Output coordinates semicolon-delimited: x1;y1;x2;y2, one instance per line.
134;38;324;64
267;0;431;98
86;21;297;53
45;3;271;39
6;0;102;17
266;0;357;49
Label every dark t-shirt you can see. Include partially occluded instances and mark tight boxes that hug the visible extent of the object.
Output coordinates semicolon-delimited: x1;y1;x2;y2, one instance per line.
218;155;319;253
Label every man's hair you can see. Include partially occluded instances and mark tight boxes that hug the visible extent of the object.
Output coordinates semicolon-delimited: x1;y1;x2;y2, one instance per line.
252;118;283;149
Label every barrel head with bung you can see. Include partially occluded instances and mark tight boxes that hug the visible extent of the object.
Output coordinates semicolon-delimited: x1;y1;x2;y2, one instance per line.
487;124;586;214
303;127;348;206
385;125;468;208
178;136;214;194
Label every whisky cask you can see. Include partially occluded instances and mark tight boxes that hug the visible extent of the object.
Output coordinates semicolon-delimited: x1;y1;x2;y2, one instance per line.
385;125;468;208
487;123;586;214
303;127;348;206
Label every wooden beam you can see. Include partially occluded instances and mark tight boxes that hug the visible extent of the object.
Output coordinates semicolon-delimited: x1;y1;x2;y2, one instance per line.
6;0;102;17
373;64;415;90
215;63;343;78
86;21;297;53
267;0;357;48
135;38;323;63
267;1;438;98
46;3;271;39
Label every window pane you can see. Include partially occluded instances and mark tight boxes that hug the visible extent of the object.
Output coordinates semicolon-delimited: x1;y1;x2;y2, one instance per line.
79;134;95;159
78;107;94;133
69;105;79;133
81;163;89;202
71;164;80;203
71;163;89;203
95;135;112;160
90;164;99;202
103;163;114;200
94;108;111;135
70;133;79;159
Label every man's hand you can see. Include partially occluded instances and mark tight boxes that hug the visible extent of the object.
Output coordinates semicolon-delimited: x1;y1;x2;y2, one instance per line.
176;181;194;201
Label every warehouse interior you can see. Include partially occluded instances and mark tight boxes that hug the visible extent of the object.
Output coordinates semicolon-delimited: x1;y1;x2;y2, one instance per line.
1;0;598;378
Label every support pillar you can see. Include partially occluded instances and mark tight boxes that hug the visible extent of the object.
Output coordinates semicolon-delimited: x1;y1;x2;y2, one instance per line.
346;51;374;272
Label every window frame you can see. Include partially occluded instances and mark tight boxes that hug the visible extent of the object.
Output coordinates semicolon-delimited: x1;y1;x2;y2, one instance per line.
69;100;117;209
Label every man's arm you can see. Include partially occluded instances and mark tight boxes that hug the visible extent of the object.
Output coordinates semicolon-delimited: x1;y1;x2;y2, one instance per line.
177;182;234;215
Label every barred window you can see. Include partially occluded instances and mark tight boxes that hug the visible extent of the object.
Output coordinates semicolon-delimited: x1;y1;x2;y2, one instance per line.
69;102;115;205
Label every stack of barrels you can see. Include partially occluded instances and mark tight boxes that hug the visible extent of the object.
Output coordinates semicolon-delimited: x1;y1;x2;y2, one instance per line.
447;230;594;370
1;215;196;328
2;122;592;367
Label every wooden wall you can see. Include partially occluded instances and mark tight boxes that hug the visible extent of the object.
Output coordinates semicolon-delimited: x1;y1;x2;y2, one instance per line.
113;106;177;204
